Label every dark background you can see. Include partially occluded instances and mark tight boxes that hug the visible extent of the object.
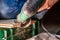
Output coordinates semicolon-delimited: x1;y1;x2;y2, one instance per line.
42;0;60;33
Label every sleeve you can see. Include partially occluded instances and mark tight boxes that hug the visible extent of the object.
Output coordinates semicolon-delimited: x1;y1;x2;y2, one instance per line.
0;0;26;19
17;0;44;23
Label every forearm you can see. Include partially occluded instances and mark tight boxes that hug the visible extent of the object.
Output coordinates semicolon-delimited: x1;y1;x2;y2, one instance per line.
38;0;58;12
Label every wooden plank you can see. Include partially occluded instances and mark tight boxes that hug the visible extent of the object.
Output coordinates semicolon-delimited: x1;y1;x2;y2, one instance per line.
0;19;21;28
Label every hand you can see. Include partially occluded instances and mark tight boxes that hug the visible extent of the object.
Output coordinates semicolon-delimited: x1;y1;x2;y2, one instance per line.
17;15;31;28
20;19;31;28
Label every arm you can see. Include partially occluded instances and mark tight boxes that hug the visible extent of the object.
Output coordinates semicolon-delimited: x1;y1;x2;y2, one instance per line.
17;0;58;23
38;0;58;12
